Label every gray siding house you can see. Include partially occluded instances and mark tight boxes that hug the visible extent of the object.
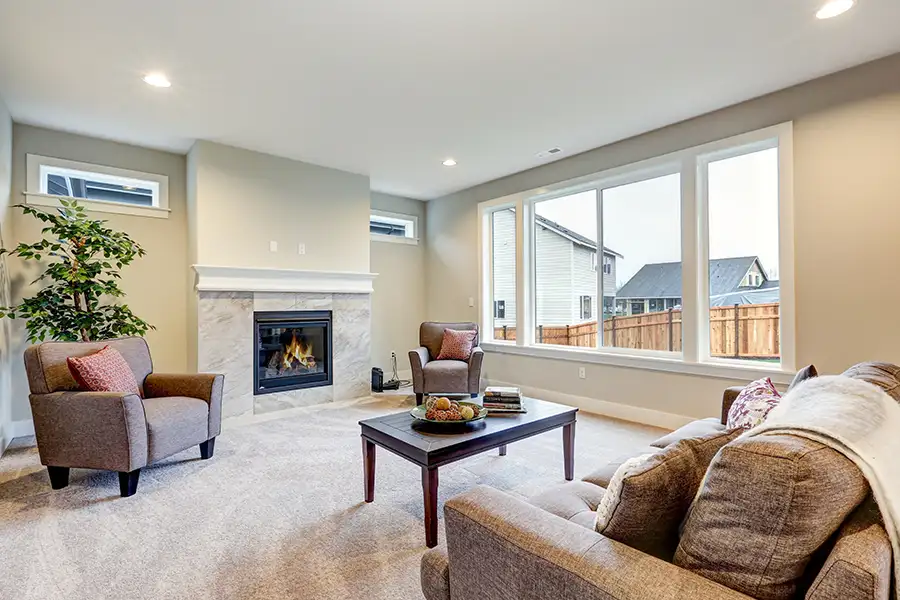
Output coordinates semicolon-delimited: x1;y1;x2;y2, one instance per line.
492;209;621;328
615;256;779;315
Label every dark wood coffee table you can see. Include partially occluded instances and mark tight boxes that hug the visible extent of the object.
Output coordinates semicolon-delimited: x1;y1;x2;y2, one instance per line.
359;397;577;547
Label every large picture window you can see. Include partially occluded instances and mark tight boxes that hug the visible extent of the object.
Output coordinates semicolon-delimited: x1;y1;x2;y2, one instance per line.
478;123;794;375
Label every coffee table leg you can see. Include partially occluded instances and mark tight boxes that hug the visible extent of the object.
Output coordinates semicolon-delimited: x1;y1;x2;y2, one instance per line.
422;467;439;548
563;422;575;481
363;438;376;502
499;444;507;456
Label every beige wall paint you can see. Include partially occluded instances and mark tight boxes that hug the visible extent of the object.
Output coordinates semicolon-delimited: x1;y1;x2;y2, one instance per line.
426;53;900;421
188;141;370;273
8;125;188;422
0;98;12;451
369;192;426;374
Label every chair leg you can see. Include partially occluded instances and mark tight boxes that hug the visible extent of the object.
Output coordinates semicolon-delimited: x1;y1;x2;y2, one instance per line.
199;437;216;460
47;466;70;490
416;393;424;406
118;470;140;497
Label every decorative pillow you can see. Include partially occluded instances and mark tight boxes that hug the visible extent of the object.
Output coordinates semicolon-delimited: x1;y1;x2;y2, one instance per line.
595;428;742;560
787;364;818;393
842;362;900;402
436;328;477;361
67;346;142;397
673;434;868;600
726;377;781;430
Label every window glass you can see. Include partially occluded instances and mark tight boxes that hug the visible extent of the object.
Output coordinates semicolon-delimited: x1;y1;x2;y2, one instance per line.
707;148;780;363
602;174;682;352
534;190;598;347
491;209;516;341
42;167;156;207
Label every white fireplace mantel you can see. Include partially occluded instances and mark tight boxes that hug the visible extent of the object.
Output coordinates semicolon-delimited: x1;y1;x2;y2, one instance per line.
192;265;377;294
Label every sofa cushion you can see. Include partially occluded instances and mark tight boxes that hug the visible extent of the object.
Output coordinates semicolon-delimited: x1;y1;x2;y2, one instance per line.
422;360;468;392
66;346;143;397
581;446;661;488
842;362;900;402
594;428;742;560
806;499;892;600
528;480;606;530
650;417;726;448
143;396;209;462
674;434;869;600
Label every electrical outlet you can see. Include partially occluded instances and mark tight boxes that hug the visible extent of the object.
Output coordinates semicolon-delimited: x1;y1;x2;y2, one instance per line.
578;367;586;379
269;241;278;252
298;243;306;255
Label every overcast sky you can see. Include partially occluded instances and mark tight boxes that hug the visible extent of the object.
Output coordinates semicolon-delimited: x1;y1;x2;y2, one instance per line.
534;148;780;288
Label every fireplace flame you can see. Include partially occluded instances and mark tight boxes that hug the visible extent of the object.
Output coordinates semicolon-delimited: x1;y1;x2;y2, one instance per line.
282;332;315;370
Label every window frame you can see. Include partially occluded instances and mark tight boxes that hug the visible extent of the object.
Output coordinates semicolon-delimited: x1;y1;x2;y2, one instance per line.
477;123;795;382
369;209;419;244
25;154;170;219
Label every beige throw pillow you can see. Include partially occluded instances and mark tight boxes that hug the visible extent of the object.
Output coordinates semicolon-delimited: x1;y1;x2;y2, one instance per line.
594;428;741;560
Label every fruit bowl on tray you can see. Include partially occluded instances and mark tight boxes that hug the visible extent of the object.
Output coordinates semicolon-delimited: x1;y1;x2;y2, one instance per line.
410;396;488;424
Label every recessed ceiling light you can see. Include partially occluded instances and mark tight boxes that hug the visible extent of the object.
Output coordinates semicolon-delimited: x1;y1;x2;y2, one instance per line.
142;73;172;88
442;158;457;167
816;0;855;19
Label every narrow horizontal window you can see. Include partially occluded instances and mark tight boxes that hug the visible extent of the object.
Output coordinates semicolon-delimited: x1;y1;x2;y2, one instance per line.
370;210;418;243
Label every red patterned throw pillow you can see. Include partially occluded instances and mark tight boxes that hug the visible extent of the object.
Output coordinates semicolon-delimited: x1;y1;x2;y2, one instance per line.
726;377;781;430
436;328;477;361
67;346;142;397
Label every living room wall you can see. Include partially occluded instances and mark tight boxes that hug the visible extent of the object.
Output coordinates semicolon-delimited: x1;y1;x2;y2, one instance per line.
370;192;426;375
425;53;900;423
7;125;189;424
187;140;371;272
0;97;12;452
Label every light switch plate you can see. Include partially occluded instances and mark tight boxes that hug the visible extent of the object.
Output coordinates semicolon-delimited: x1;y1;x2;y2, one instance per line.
468;297;475;307
269;241;278;252
298;243;306;255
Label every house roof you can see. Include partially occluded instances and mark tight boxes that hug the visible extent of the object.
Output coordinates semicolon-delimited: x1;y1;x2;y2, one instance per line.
617;256;763;299
535;214;623;258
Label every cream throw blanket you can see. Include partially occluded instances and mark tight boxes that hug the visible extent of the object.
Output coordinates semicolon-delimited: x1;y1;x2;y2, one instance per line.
744;375;900;595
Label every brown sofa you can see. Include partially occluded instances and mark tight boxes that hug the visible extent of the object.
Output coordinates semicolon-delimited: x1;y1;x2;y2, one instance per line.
421;375;893;600
25;337;224;497
410;322;483;405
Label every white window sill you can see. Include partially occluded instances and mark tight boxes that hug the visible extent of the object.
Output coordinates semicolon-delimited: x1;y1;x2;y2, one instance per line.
24;192;170;219
370;233;419;245
481;341;795;385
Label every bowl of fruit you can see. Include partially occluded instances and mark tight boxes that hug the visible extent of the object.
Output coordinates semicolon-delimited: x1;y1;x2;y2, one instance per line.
410;396;488;425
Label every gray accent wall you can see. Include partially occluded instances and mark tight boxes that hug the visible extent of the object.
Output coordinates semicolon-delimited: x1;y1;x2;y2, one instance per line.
425;52;900;420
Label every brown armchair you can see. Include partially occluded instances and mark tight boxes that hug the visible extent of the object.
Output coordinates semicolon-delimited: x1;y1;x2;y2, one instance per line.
24;337;224;497
409;322;483;405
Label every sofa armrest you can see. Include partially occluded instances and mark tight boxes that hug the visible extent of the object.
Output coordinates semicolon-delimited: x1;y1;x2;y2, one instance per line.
467;347;484;394
421;545;451;600
721;386;745;425
29;391;148;472
144;373;224;438
443;486;753;600
409;347;430;394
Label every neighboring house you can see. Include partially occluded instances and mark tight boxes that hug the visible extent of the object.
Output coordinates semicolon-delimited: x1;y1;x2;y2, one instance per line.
615;256;779;316
492;209;622;328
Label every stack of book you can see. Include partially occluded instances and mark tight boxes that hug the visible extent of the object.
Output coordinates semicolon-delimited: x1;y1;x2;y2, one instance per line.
483;386;526;414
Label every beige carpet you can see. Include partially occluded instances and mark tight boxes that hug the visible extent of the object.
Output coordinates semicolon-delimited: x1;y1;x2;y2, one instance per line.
0;395;665;600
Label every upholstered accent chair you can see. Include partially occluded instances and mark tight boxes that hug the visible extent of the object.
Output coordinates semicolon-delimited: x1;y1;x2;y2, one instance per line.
409;322;483;405
25;337;224;497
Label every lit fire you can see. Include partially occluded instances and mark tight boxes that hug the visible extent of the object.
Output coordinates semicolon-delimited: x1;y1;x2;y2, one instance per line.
282;332;316;370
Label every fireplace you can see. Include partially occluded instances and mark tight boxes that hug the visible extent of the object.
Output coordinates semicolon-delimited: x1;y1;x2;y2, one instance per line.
253;310;333;395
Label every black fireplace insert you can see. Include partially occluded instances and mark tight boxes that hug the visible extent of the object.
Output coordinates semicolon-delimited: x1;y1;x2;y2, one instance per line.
253;310;333;395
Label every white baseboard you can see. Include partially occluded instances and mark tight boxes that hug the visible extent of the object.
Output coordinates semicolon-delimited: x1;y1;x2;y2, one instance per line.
486;379;693;431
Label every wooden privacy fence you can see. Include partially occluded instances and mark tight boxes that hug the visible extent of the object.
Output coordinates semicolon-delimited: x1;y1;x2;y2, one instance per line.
494;302;780;359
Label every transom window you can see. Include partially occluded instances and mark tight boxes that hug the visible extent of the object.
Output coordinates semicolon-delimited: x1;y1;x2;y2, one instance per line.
370;210;418;244
25;154;169;219
478;123;794;373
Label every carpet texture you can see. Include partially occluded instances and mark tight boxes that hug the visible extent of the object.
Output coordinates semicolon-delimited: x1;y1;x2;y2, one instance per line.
0;395;665;600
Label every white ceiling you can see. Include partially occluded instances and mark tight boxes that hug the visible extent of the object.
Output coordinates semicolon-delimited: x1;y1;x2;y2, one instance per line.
1;1;899;200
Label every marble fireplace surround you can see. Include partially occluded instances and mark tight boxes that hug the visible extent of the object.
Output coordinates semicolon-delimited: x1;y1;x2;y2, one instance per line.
194;266;376;419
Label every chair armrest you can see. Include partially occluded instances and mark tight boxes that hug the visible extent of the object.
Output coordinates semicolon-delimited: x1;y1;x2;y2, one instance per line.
29;391;148;472
144;373;224;438
721;386;745;425
467;347;484;394
409;347;430;393
443;486;753;600
421;545;451;600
